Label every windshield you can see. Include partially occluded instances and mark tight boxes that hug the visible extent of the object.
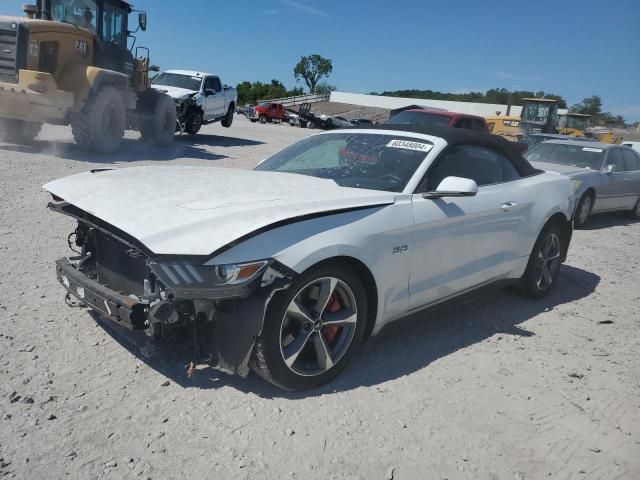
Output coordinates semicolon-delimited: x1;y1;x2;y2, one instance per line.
521;103;556;124
564;116;589;130
153;73;202;91
51;0;97;30
386;111;451;128
524;143;604;170
256;133;433;192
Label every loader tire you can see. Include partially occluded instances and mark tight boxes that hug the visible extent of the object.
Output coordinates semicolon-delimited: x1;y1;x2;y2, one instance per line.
71;86;126;154
140;94;176;147
0;119;42;144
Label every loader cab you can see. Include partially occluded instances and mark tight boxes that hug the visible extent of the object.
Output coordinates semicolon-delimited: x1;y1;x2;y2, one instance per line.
520;98;559;134
558;113;591;136
35;0;144;78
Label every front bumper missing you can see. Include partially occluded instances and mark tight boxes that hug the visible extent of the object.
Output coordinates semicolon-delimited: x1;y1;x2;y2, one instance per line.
55;257;295;377
56;258;147;330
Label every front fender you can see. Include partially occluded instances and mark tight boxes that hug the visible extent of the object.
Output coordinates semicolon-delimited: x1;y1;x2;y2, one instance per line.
208;201;416;334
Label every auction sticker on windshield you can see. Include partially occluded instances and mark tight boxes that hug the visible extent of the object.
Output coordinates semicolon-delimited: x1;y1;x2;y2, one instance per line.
583;147;603;153
387;140;433;152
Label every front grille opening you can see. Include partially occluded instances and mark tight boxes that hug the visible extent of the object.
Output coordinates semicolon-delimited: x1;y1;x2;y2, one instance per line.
95;233;147;297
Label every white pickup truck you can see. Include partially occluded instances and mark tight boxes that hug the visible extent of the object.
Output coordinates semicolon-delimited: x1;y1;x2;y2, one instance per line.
151;70;237;135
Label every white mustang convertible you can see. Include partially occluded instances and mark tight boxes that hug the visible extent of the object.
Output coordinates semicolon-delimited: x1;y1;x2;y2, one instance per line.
45;125;573;390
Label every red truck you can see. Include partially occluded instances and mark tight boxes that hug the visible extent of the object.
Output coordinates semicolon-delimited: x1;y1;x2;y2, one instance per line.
386;108;489;133
246;102;286;124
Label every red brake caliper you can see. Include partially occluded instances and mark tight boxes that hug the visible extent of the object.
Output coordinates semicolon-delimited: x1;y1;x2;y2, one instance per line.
322;293;342;344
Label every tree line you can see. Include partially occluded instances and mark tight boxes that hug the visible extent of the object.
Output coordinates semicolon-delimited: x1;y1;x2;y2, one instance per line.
373;88;568;109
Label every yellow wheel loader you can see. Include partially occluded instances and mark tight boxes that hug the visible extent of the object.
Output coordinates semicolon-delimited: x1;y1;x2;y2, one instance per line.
0;0;175;153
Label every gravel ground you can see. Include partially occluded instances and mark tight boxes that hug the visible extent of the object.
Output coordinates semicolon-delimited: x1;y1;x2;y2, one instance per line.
1;116;639;480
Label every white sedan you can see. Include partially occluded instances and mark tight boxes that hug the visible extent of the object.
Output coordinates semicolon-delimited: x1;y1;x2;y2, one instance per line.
45;126;573;390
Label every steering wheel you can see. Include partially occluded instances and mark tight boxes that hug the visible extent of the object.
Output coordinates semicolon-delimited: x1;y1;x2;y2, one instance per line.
379;173;403;187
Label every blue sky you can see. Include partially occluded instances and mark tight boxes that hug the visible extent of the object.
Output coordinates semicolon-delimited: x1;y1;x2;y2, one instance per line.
6;0;640;120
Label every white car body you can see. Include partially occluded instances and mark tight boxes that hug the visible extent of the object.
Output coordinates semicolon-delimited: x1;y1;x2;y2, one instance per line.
44;127;573;385
151;70;237;126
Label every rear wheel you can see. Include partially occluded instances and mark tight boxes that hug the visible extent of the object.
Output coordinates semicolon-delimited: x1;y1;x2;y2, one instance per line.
627;198;640;219
518;224;565;299
0;119;42;144
71;86;126;154
221;105;234;128
574;192;594;228
140;94;176;146
251;262;368;391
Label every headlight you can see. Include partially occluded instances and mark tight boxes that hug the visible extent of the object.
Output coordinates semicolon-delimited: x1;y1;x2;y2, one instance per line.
150;259;269;291
570;179;583;194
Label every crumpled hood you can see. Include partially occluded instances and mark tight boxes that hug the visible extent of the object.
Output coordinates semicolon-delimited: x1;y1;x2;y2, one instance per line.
150;85;197;100
43;166;396;256
530;161;597;177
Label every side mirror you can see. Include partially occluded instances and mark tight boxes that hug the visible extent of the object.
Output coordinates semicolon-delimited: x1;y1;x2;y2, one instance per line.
204;89;215;97
604;164;614;174
138;12;147;32
423;176;478;199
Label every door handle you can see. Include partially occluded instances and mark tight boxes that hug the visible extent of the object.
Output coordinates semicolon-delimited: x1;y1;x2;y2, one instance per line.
501;201;518;210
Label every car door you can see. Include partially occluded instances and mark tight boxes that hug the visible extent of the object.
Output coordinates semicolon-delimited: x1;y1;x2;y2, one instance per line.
597;148;631;211
622;148;640;209
408;144;526;310
202;77;226;121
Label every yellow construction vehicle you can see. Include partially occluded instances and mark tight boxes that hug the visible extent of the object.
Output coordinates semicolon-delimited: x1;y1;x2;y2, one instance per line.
0;0;176;153
558;112;590;136
485;113;522;141
487;98;559;140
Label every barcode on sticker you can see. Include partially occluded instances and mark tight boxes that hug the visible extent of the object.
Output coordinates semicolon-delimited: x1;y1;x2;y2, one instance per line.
387;140;433;152
583;147;603;153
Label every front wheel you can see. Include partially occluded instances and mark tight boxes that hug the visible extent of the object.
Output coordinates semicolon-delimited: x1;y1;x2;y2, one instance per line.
71;86;126;154
251;263;368;391
259;115;267;124
0;119;42;144
574;192;594;228
185;112;203;135
140;94;176;147
518;224;565;299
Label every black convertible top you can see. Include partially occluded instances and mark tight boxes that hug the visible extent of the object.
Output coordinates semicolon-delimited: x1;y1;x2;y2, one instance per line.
351;124;540;176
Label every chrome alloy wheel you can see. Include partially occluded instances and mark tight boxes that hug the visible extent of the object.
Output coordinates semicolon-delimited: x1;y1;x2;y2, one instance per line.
535;233;561;290
279;277;358;376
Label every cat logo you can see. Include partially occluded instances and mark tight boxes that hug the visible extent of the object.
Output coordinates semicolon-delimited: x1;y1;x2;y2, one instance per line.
74;40;88;57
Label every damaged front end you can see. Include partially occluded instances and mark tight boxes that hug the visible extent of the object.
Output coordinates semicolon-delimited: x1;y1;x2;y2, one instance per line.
50;201;296;377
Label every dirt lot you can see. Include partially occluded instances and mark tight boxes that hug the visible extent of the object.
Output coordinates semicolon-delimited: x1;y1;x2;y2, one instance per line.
1;116;639;480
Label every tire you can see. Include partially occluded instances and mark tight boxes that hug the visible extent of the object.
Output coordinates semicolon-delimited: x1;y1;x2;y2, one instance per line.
221;105;234;128
185;112;203;135
518;223;565;299
627;198;640;219
250;119;257;123
259;115;267;124
308;121;316;129
251;262;368;391
0;119;42;144
71;86;126;154
573;192;594;228
139;93;176;147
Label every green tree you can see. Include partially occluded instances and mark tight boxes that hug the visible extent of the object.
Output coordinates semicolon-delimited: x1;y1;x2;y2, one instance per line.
570;95;603;116
314;82;336;95
293;54;333;93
